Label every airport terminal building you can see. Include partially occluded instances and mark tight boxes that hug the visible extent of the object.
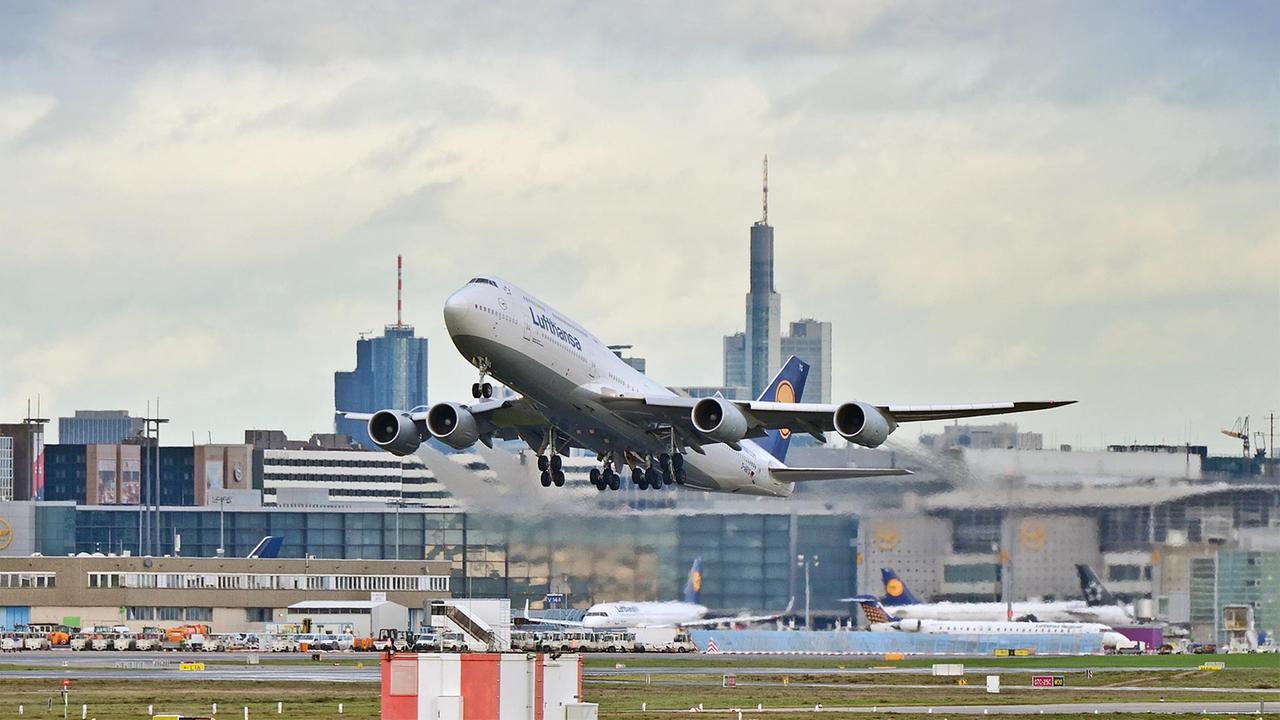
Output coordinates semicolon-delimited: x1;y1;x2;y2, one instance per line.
1;431;1276;644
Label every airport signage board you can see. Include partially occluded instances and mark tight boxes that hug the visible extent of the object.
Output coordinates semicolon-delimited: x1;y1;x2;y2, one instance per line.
1031;675;1064;688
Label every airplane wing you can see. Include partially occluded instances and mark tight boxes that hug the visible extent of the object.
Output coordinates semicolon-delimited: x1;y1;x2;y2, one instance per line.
771;467;913;482
342;398;553;449
602;395;1074;445
678;598;795;628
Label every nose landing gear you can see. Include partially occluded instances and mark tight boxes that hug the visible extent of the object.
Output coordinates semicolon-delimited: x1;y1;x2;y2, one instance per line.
470;358;494;398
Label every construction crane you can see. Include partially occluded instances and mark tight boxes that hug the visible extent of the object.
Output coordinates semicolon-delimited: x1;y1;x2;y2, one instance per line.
1222;416;1250;458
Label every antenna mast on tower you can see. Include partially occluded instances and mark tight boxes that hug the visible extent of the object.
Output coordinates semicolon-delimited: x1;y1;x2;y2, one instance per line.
762;155;769;225
396;254;403;328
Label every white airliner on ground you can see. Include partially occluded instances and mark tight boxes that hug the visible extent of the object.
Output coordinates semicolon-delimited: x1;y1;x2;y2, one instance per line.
345;276;1074;497
525;558;790;629
851;596;1137;650
863;567;1136;625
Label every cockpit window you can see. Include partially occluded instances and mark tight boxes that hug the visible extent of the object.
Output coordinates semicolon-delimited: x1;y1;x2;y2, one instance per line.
585;611;609;617
468;277;498;287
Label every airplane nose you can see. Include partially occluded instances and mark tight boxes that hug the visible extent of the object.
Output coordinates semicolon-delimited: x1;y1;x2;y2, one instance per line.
443;289;470;334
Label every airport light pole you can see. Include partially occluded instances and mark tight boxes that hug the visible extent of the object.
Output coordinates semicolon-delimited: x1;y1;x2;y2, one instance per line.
797;553;819;630
213;496;230;556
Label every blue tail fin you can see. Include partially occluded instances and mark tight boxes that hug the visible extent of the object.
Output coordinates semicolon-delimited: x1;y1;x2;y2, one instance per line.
682;557;704;604
880;567;922;606
1076;564;1117;606
752;356;810;463
247;536;284;559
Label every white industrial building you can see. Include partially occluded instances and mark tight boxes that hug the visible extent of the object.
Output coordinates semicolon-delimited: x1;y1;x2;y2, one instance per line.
286;599;410;636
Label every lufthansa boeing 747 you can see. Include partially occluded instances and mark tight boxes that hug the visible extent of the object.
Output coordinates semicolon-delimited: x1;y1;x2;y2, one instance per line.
343;276;1074;497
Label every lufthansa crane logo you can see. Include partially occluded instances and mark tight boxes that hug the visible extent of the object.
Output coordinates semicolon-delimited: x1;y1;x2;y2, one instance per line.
690;570;702;593
0;518;11;551
872;524;900;551
774;380;795;438
1019;519;1047;551
885;578;905;598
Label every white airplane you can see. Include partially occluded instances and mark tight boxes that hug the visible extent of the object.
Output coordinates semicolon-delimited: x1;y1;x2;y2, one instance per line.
863;567;1135;625
524;558;790;629
345;276;1074;497
850;595;1137;650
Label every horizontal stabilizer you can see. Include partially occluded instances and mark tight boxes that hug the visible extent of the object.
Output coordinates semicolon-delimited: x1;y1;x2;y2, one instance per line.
772;467;913;482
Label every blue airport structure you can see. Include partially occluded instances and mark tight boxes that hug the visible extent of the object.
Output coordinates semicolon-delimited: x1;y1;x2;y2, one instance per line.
689;629;1104;656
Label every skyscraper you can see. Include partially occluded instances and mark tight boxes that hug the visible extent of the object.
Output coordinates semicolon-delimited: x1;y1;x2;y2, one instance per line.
744;158;781;398
334;256;429;447
780;319;832;404
723;158;834;403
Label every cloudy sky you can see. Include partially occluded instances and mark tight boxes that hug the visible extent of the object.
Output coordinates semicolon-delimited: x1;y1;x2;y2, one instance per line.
1;2;1276;453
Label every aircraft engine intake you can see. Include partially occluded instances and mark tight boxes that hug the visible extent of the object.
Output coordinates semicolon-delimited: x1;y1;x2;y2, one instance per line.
691;397;749;444
833;401;895;447
426;402;480;449
367;410;423;456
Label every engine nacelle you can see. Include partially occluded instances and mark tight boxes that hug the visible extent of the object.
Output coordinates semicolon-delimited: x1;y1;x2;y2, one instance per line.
833;401;895;447
426;402;480;450
896;618;922;632
367;410;423;456
691;397;750;444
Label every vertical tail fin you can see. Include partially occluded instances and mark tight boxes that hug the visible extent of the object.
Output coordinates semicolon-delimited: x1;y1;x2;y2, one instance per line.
683;557;704;604
880;567;922;606
247;536;284;559
1076;564;1117;606
848;594;898;624
752;356;810;463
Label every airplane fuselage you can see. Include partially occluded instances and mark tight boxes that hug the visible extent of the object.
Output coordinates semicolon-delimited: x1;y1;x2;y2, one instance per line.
580;601;708;629
887;600;1135;625
443;277;794;497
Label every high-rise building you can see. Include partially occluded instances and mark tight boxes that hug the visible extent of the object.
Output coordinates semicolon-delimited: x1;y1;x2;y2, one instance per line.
744;218;781;398
334;256;429;446
58;410;145;445
0;436;12;502
780;319;832;404
722;332;746;390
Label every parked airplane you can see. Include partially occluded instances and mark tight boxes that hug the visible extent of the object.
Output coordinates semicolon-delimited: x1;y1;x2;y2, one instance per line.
1076;564;1138;625
525;557;791;629
345;276;1074;497
849;595;1137;650
866;567;1134;624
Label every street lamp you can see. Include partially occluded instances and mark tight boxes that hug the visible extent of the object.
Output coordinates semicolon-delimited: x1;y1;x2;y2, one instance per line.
212;496;230;556
797;553;819;630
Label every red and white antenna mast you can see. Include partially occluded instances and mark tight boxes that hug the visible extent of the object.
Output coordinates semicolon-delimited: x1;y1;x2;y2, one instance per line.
396;254;403;327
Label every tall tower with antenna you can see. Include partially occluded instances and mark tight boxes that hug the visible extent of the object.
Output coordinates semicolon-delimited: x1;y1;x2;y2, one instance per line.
334;255;429;446
743;154;782;397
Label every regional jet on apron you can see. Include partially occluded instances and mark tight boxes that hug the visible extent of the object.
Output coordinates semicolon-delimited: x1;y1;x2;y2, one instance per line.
343;276;1073;498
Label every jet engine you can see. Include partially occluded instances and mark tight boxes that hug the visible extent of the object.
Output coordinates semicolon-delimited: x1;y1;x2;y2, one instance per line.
833;401;895;447
367;410;423;456
691;397;749;444
896;618;922;632
426;402;480;450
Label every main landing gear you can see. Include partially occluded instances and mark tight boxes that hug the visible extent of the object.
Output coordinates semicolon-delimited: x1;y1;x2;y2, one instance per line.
583;453;685;492
538;453;565;487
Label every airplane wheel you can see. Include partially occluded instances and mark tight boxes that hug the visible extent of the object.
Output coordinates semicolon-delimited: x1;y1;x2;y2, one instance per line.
659;453;671;471
472;383;483;398
589;468;601;487
672;453;684;472
540;471;552;487
481;382;493;398
605;469;620;491
550;454;563;471
537;455;549;472
552;470;565;487
645;467;662;489
662;468;673;485
674;469;686;485
632;467;645;489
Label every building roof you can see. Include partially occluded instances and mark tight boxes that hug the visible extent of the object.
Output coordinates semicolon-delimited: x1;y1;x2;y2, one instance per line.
287;600;399;610
921;482;1279;511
